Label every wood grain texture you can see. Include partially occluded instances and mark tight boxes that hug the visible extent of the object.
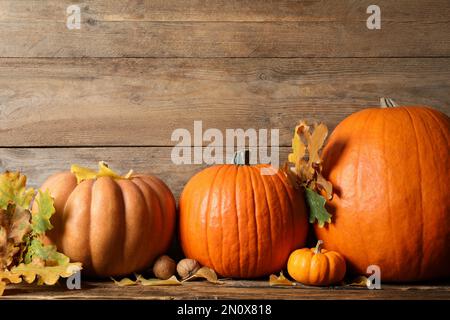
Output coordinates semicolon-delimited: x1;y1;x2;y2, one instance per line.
1;58;449;147
0;147;291;198
2;0;450;22
0;1;449;57
2;280;450;300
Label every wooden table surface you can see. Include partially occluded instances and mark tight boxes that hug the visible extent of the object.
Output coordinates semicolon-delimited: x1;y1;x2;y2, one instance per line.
2;280;450;300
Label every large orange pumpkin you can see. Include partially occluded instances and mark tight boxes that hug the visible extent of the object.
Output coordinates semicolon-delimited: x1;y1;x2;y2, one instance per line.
179;151;308;278
315;99;450;281
36;163;176;277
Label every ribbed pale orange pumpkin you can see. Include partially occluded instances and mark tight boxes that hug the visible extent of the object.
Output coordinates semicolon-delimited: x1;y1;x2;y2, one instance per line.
36;164;176;277
179;151;309;278
315;99;450;282
287;240;346;286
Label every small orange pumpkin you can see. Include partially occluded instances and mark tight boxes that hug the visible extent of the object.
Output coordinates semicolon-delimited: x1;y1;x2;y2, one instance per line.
287;240;346;286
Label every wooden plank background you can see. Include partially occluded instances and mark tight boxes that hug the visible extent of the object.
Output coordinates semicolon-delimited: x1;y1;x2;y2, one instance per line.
1;0;450;198
1;0;450;57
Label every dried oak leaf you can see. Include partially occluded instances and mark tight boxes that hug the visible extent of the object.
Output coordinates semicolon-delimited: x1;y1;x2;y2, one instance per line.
347;276;370;288
25;239;69;266
305;188;332;227
0;204;32;270
285;121;333;227
71;161;133;184
31;190;55;235
7;262;82;285
269;271;295;286
111;277;138;287
182;266;222;284
25;190;69;266
307;123;328;165
0;172;34;210
138;275;181;286
286;122;330;190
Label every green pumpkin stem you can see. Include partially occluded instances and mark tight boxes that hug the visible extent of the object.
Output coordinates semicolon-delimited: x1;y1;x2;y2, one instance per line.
380;98;398;108
314;240;324;254
233;150;251;165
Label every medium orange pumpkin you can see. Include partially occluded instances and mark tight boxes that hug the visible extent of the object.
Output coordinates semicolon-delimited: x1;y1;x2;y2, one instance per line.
315;99;450;281
36;163;176;277
179;151;309;278
287;240;346;286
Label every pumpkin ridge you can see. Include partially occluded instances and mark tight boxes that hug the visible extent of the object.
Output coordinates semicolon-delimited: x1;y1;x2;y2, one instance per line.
274;170;297;258
325;252;336;285
134;176;166;256
218;165;233;277
423;107;450;146
241;166;255;277
130;178;157;270
86;180;95;273
137;177;165;237
58;173;78;252
180;169;203;263
320;253;329;285
258;167;274;276
234;166;242;277
248;166;261;277
382;110;404;279
183;172;201;262
205;165;227;275
115;181;131;274
305;250;313;284
418;108;449;279
403;108;425;278
90;178;125;275
269;171;289;271
354;110;373;272
153;175;177;239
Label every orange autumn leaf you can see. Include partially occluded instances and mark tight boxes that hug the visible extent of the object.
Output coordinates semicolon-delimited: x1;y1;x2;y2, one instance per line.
269;271;295;286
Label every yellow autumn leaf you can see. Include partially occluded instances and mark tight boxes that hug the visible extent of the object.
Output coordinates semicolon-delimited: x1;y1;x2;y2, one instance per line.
0;262;82;295
10;262;82;285
70;165;98;184
71;162;134;184
182;267;222;284
283;120;334;227
97;161;127;179
288;122;307;165
269;271;295;286
0;270;22;284
111;277;138;286
307;123;328;165
1;204;34;270
347;276;370;288
0;172;35;210
138;275;181;286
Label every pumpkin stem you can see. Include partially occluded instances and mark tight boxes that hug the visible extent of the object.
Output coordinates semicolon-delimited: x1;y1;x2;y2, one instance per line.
314;240;324;254
233;150;251;165
380;98;398;108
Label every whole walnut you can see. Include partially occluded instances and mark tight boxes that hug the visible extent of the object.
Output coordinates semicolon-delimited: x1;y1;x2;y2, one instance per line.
177;258;200;279
152;255;176;280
